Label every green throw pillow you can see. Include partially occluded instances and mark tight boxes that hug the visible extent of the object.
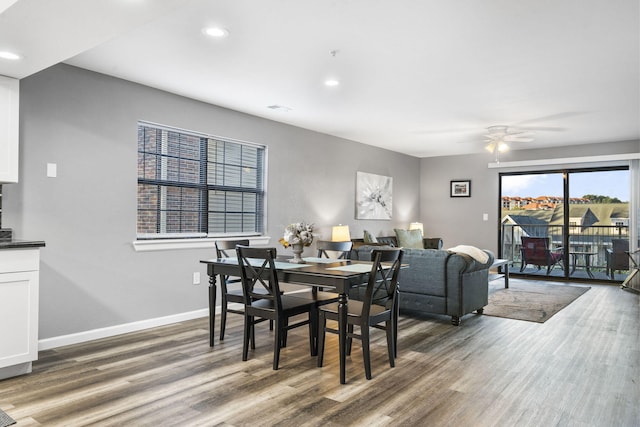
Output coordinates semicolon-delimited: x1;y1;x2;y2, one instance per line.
394;228;424;249
363;230;378;244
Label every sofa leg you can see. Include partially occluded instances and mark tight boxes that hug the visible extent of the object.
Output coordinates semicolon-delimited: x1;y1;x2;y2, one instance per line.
451;316;460;326
476;307;484;315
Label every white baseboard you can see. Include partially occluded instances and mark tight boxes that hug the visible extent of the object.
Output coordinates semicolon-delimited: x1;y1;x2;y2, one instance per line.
38;309;209;351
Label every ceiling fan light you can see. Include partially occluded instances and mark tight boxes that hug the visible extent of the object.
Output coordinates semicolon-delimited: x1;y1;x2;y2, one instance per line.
485;142;496;152
498;141;510;152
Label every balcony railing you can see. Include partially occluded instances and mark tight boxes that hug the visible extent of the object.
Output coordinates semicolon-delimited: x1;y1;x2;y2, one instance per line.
501;223;630;281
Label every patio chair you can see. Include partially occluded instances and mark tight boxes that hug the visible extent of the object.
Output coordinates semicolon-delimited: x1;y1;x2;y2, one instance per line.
520;236;563;275
607;239;629;280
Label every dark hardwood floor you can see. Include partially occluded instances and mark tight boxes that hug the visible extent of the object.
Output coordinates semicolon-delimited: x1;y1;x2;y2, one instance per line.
1;279;638;426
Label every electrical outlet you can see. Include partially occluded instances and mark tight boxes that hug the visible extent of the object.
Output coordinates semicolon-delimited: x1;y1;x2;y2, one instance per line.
192;272;201;285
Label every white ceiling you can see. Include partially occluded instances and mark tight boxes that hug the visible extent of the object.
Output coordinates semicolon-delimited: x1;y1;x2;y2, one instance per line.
1;0;638;158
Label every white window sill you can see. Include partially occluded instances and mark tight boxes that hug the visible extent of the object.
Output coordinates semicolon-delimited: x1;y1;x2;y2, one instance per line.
132;236;272;252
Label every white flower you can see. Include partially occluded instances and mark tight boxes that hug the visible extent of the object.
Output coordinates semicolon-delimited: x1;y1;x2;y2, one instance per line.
279;222;314;247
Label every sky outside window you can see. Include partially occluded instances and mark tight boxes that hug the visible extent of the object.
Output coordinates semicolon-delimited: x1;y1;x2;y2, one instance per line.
502;169;629;201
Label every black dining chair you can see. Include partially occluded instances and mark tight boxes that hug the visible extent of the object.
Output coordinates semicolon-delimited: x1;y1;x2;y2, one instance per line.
214;239;251;343
317;248;403;380
288;240;353;304
316;240;353;259
236;246;318;370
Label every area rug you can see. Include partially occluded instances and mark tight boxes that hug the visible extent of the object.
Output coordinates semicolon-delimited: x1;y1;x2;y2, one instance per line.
0;409;16;427
483;282;590;323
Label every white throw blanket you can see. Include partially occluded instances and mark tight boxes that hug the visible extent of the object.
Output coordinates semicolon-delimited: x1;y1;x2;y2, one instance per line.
447;245;489;264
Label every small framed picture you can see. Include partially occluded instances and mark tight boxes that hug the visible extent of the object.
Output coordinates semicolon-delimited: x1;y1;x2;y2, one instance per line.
450;180;471;197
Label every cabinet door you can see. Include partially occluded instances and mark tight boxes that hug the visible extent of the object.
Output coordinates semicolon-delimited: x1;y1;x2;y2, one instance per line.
0;76;19;183
0;271;39;368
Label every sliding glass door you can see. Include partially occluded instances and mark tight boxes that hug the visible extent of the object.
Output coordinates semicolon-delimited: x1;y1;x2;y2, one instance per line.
500;167;630;282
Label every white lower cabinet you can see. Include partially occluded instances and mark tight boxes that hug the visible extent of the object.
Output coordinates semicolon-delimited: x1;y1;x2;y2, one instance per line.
0;248;40;379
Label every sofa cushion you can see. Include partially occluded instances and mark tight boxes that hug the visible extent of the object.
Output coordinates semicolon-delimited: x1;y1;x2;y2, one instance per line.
363;229;378;244
394;228;423;249
376;236;397;246
350;244;395;261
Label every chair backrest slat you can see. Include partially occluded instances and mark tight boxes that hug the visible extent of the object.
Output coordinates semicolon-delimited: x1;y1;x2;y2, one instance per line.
362;249;403;318
236;246;281;310
216;239;250;258
316;240;353;259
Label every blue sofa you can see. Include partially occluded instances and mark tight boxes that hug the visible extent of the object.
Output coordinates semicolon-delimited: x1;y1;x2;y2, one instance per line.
351;242;494;325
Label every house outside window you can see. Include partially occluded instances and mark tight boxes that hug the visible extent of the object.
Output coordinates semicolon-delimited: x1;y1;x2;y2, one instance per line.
137;122;265;239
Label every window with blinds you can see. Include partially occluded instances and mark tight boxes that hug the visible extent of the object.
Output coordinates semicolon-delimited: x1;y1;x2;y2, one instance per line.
137;122;265;239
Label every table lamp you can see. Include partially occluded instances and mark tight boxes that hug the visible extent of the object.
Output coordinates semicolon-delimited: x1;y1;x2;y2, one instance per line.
408;222;424;236
331;225;351;242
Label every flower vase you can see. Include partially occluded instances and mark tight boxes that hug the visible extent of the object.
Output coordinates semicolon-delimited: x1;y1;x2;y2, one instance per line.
289;243;305;264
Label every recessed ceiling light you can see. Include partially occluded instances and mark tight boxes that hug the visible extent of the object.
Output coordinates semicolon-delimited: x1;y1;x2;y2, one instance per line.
324;79;340;87
0;51;21;60
203;27;229;38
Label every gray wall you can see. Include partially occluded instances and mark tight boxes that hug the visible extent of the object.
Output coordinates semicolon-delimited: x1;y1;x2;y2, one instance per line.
3;64;420;339
420;141;640;254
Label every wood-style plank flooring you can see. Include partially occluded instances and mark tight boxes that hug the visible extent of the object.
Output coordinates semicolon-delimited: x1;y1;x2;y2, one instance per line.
1;279;638;426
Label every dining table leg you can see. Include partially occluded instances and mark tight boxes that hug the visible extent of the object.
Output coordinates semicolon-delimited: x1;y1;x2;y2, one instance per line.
338;291;348;384
208;270;217;347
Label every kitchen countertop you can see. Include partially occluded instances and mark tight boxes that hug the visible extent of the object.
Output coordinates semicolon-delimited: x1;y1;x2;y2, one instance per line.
0;239;46;249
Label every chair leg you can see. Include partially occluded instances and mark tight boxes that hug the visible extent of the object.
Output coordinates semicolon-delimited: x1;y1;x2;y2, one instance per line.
385;320;395;368
273;319;282;371
347;324;354;356
361;325;372;380
219;296;228;341
250;322;256;349
282;318;289;348
317;312;327;367
242;314;252;361
394;298;399;359
309;307;318;356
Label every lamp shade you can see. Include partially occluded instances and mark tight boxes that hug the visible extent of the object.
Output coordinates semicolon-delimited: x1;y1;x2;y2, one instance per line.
408;222;424;236
331;225;351;242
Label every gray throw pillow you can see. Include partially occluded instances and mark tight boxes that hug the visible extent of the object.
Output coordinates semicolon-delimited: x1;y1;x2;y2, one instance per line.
394;228;424;249
363;230;378;244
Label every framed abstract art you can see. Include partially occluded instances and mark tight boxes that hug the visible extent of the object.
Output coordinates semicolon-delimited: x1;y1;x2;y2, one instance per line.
356;171;393;219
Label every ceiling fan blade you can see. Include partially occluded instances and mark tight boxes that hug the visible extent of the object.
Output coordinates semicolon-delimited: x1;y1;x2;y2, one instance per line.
515;126;566;132
516;112;586;125
504;134;533;142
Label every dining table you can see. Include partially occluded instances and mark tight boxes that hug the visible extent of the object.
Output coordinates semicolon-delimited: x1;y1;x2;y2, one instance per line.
200;255;379;384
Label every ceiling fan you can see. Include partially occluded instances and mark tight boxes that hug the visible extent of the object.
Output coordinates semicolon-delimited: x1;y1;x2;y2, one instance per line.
483;125;534;154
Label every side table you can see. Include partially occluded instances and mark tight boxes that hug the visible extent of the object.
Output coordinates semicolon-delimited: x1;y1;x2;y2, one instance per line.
490;258;511;288
570;251;596;278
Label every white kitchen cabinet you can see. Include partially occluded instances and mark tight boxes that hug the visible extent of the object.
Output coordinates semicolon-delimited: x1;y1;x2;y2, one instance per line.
0;75;19;183
0;248;40;379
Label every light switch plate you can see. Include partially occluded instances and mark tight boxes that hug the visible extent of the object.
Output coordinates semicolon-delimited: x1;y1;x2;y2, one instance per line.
483;213;489;221
47;163;57;177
